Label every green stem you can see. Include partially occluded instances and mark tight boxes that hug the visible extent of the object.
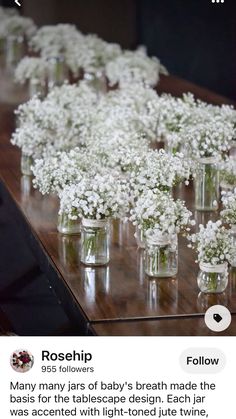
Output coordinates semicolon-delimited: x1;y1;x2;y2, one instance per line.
207;272;218;292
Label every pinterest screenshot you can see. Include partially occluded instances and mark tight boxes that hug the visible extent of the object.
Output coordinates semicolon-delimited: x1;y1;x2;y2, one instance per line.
0;0;235;418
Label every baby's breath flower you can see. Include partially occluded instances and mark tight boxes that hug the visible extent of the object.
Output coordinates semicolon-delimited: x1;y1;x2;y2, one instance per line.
59;173;129;221
187;220;234;265
221;188;236;226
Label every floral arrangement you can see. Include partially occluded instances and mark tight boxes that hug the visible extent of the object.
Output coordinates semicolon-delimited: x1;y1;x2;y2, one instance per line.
174;116;235;160
11;350;34;372
155;95;236;157
219;157;236;189
187;220;234;265
31;27;122;77
92;84;161;141
11;82;98;158
156;94;194;132
106;47;167;88
221;188;236;226
30;24;79;59
130;189;195;239
0;7;19;18
32;148;104;195
66;33;122;77
0;15;36;39
15;57;48;84
130;149;191;198
59;173;129;221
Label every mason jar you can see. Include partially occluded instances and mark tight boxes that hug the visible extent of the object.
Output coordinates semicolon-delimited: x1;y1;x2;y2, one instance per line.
80;218;110;266
57;212;81;235
6;35;24;72
195;157;219;211
47;56;68;90
145;233;178;278
29;78;46;99
21;153;33;176
197;262;228;293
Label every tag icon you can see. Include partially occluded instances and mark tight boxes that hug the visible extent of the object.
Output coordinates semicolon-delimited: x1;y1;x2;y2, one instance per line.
205;305;231;332
213;313;223;323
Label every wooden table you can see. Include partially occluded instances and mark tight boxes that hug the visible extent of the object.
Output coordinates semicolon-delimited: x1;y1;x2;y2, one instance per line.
0;74;236;335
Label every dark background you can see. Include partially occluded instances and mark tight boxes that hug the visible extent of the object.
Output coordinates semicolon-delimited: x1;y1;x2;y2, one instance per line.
1;0;236;99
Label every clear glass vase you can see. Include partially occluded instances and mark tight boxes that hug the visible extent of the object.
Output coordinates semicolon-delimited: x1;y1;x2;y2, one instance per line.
29;78;46;99
80;219;110;266
57;212;81;235
21;153;33;176
47;56;68;90
230;226;236;267
145;233;178;278
6;35;24;72
195;157;219;211
135;226;145;249
197;263;228;293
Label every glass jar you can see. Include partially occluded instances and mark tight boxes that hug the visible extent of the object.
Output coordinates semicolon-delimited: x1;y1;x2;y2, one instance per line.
80;219;110;266
197;262;228;293
230;226;236;267
145;233;178;278
6;35;24;72
195;157;219;211
57;212;81;235
21;153;33;176
135;226;145;249
47;56;68;90
29;78;46;99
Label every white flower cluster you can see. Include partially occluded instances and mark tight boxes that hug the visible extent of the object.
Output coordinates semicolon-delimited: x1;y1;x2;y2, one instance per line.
219;157;236;188
130;189;194;237
66;33;122;77
160;95;236;158
182;118;234;159
0;15;36;39
59;173;129;221
188;220;234;265
221;188;236;226
11;82;98;158
32;148;108;195
0;6;19;19
15;57;48;84
130;150;191;198
30;24;79;59
14;18;167;87
106;47;167;88
155;93;195;148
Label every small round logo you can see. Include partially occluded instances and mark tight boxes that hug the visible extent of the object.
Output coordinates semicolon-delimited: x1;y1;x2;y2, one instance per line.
10;349;34;373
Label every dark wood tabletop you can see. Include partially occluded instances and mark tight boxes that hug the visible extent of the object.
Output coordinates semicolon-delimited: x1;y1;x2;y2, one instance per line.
0;74;236;335
90;314;236;336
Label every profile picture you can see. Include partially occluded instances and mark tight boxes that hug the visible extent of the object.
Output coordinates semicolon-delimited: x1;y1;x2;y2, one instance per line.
10;349;34;373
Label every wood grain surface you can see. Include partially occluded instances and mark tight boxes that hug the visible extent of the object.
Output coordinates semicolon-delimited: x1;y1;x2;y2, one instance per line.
0;74;236;334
